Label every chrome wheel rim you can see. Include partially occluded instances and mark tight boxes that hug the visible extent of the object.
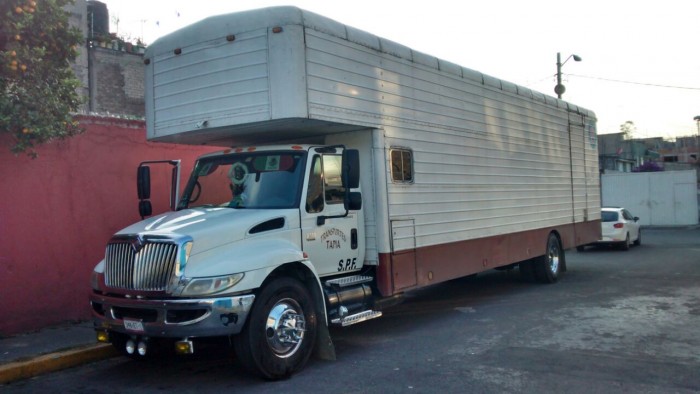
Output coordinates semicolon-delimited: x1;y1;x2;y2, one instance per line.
265;298;306;358
548;241;560;274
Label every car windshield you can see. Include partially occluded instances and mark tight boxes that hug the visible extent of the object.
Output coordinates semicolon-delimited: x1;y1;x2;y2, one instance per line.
179;151;306;209
602;211;619;222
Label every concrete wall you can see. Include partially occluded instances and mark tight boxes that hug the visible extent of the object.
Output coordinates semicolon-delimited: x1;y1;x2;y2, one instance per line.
0;117;220;336
601;170;699;226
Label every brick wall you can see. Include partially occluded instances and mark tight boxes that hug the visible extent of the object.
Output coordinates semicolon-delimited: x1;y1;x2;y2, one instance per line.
90;48;146;117
67;0;147;117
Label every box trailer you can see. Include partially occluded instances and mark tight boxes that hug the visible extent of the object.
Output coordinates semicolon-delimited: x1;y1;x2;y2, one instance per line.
89;6;601;379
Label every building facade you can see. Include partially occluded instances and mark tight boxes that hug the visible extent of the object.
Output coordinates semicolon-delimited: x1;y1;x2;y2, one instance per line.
67;0;146;117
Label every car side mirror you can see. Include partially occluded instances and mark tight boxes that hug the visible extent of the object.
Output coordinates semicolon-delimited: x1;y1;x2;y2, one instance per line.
634;217;639;222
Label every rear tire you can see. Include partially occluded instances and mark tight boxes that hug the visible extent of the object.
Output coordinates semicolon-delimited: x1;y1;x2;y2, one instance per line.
533;233;563;283
620;233;631;251
234;277;317;380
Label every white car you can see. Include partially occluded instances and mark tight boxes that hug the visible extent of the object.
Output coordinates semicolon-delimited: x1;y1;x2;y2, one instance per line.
593;207;641;251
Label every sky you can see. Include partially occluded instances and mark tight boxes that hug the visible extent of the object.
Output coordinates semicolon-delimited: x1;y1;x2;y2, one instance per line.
101;0;700;139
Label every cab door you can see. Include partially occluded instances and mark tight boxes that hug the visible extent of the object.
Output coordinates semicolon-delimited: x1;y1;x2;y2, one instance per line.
300;151;363;277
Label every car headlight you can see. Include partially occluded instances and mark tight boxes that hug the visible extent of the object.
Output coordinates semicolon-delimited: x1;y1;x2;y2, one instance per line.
178;273;245;296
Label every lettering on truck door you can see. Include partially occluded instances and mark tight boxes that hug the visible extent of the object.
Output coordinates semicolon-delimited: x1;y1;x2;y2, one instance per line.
301;153;361;276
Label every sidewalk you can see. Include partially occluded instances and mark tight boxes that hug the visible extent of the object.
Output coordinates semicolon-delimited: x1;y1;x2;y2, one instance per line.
0;321;117;384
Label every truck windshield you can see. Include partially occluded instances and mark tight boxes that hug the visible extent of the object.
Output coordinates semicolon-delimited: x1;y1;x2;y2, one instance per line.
179;151;307;209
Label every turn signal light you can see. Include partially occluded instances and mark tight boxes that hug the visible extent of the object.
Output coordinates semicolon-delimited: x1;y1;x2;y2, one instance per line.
175;340;194;354
96;330;110;343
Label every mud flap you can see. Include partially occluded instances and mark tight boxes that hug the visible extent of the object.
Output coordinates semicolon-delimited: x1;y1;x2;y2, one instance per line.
314;319;336;361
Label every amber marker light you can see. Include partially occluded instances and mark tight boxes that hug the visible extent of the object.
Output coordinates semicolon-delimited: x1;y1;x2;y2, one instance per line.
175;340;194;354
96;330;110;343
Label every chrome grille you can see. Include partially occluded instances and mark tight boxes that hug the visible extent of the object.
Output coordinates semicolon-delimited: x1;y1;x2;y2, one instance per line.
105;240;178;291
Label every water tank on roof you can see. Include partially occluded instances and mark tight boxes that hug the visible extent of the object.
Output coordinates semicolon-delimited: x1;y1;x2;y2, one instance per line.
87;1;109;38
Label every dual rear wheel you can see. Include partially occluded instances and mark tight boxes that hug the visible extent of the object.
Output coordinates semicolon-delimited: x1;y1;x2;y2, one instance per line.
520;233;563;283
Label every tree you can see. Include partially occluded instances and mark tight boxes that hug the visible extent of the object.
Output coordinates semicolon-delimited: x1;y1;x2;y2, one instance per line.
620;121;636;140
0;0;83;157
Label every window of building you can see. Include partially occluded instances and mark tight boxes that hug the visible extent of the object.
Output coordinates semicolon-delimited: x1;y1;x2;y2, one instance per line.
663;155;678;163
390;148;413;183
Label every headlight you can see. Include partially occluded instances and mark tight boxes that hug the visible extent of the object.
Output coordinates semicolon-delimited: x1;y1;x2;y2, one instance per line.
90;271;105;290
179;273;244;296
91;261;105;291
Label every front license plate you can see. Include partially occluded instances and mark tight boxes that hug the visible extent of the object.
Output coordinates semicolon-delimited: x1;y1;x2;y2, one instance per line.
123;319;144;332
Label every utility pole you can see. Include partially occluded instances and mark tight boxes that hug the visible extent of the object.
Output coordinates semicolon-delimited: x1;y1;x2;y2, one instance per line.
555;52;582;99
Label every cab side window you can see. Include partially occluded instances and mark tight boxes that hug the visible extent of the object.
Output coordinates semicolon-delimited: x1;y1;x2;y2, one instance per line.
305;155;324;213
322;155;345;204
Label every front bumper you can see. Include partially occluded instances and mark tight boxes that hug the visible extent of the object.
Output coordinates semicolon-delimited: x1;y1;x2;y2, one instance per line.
90;292;255;338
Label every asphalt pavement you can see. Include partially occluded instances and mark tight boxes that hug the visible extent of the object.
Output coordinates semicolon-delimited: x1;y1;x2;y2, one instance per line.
1;225;697;387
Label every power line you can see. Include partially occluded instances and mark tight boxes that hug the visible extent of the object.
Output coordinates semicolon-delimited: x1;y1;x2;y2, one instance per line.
566;73;700;91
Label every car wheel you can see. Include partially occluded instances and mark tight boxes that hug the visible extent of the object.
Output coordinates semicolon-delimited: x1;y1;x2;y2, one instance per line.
234;277;317;380
633;229;641;246
576;245;585;252
620;233;630;251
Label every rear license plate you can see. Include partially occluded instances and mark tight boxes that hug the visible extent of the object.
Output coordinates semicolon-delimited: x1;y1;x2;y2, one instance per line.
123;319;144;332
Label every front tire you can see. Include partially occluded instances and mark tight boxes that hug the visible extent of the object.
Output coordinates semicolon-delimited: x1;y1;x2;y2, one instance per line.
633;229;641;246
234;277;317;380
533;233;563;283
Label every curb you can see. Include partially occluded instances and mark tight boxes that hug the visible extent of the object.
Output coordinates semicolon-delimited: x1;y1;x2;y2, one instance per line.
0;344;118;385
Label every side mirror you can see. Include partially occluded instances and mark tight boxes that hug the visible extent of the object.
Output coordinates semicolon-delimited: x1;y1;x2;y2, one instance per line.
345;191;362;211
137;166;151;200
136;160;180;219
634;217;639;222
139;200;153;218
342;149;360;189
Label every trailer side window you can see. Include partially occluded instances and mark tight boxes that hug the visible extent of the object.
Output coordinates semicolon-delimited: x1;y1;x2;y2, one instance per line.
390;149;413;183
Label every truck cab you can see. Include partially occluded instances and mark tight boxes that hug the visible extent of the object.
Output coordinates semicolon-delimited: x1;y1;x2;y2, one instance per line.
90;144;373;379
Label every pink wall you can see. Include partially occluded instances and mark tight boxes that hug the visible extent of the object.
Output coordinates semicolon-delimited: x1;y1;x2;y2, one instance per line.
0;116;221;336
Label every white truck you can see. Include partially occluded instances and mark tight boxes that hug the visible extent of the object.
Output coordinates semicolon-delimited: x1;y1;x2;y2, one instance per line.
89;6;601;379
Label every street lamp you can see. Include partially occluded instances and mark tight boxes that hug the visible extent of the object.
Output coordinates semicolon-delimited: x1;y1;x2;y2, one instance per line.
555;52;582;99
